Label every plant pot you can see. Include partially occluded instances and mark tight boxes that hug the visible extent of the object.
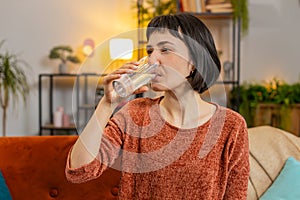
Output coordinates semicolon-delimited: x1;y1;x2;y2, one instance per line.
254;103;300;136
59;63;67;74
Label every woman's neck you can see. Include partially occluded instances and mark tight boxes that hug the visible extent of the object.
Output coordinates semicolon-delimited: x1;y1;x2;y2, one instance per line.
160;90;216;129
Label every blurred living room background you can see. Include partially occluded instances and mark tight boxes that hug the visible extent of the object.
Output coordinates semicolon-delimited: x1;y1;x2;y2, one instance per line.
0;0;299;137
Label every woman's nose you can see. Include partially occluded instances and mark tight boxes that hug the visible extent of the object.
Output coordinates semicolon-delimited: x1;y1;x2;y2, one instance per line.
148;50;160;65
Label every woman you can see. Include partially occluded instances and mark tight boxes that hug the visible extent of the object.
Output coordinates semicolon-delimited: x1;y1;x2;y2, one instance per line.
66;13;249;199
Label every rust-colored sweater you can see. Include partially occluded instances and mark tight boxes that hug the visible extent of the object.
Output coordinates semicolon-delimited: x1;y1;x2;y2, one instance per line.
66;97;249;200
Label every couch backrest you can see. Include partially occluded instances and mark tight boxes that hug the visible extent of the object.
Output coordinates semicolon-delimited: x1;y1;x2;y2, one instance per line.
0;136;121;200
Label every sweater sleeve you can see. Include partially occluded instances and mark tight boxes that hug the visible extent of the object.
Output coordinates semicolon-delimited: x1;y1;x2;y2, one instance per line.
224;118;250;200
65;118;124;183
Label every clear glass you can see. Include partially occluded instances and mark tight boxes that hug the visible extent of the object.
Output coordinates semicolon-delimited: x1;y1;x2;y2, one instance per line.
113;57;158;98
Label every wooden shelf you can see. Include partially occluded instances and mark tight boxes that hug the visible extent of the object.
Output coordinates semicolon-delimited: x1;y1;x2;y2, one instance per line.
215;80;239;85
38;73;105;135
79;104;96;110
41;124;76;130
178;11;233;19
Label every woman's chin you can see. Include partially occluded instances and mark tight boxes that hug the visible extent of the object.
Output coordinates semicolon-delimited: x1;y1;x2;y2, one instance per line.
150;83;167;92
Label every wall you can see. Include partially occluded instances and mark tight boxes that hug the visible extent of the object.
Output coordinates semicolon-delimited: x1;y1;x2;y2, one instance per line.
242;0;300;83
0;0;136;136
0;0;299;136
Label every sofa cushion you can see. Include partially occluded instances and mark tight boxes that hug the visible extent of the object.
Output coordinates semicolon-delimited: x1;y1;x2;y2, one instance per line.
247;126;300;199
0;171;12;200
260;157;300;200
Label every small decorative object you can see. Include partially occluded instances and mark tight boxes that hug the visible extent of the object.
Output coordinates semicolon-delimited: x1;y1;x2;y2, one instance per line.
54;106;64;127
82;38;95;57
0;40;30;136
223;61;233;81
63;114;70;127
48;45;81;74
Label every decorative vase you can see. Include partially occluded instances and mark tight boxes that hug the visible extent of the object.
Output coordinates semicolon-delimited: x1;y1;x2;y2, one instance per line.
59;63;67;74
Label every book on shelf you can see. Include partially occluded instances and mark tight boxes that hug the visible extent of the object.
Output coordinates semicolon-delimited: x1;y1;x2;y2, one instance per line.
205;1;233;13
206;2;232;9
181;0;206;13
206;0;227;4
209;7;233;13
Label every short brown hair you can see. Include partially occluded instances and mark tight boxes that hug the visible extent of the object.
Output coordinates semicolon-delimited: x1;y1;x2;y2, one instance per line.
146;13;221;93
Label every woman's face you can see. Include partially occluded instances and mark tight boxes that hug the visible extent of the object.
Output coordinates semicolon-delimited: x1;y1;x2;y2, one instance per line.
146;30;194;93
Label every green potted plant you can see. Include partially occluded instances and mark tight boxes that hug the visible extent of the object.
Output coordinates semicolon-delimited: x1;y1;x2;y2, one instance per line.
0;40;30;136
48;45;81;74
230;78;300;133
231;0;249;35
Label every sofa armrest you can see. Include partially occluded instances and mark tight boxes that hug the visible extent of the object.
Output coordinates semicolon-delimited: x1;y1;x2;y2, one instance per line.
0;136;121;200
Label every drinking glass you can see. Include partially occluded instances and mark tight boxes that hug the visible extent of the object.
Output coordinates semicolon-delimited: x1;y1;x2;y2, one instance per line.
113;56;158;98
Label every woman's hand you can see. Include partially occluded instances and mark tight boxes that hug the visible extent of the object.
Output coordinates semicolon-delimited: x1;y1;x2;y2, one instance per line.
102;61;149;104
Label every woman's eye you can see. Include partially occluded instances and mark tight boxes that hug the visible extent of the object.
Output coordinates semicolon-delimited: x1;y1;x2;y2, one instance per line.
161;47;171;53
146;48;153;55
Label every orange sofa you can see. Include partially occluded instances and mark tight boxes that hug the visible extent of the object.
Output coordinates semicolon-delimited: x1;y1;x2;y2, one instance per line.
1;126;299;200
0;136;121;200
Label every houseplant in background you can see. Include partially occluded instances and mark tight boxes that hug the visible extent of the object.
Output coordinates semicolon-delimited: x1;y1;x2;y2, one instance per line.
230;78;300;135
0;40;30;136
231;0;249;35
48;45;81;74
133;0;177;27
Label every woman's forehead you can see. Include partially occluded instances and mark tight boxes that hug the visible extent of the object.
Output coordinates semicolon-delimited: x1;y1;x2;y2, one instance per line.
147;31;184;46
147;31;190;59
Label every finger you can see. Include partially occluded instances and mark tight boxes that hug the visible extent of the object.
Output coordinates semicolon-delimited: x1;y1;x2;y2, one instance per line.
103;74;121;84
118;62;139;70
133;86;149;94
111;68;136;75
126;61;139;66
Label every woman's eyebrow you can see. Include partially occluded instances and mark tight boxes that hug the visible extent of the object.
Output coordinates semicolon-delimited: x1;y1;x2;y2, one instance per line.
146;41;175;48
157;41;175;46
146;44;153;49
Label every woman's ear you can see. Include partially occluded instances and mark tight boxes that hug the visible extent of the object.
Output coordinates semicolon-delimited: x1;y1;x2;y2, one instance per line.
186;62;196;79
188;61;195;73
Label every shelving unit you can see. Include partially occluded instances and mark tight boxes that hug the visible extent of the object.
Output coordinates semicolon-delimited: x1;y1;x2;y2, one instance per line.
177;0;241;110
136;0;241;110
38;73;105;135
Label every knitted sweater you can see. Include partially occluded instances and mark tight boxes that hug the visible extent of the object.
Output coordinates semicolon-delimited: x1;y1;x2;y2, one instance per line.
66;97;249;200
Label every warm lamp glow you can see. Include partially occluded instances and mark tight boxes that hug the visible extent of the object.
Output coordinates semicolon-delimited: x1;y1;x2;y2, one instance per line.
109;38;133;59
83;38;95;56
